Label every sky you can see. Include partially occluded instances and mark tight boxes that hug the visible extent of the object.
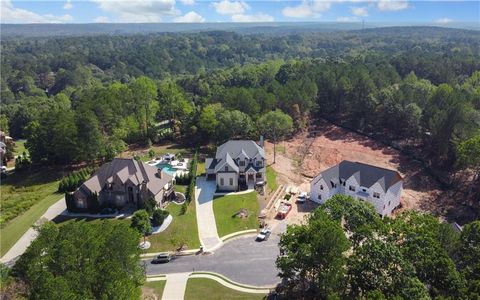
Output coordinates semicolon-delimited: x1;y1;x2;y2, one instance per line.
1;0;479;24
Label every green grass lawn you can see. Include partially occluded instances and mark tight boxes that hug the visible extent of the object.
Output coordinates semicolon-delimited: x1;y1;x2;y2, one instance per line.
146;200;200;252
266;166;278;193
13;140;27;157
175;184;188;195
143;280;167;299
184;278;266;300
213;192;259;238
0;169;65;256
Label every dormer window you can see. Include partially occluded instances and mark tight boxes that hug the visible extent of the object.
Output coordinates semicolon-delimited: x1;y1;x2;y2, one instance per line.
349;185;355;192
373;192;380;198
225;166;228;171
256;161;262;167
239;160;245;166
320;185;323;190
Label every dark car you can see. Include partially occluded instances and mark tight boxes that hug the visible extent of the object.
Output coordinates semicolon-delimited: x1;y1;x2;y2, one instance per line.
151;252;172;264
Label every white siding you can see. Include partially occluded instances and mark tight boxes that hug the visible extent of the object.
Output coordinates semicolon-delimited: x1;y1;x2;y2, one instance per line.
217;173;238;191
383;181;402;216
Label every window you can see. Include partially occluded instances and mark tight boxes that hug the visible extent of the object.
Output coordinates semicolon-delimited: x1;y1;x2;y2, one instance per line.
340;179;346;186
256;173;262;178
239;160;245;166
349;185;356;192
256;161;262;167
373;192;380;198
330;181;337;188
229;178;233;186
320;185;323;190
362;188;367;192
388;201;391;206
220;178;224;186
225;166;228;171
318;195;322;200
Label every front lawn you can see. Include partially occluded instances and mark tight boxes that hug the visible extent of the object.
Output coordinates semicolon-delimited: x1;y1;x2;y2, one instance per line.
143;280;166;299
184;278;266;300
0;170;64;256
266;166;278;193
212;192;259;238
146;200;200;252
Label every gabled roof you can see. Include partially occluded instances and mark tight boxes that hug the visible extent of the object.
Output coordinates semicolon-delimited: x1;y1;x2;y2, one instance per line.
313;160;402;192
216;140;265;160
81;158;173;196
214;152;240;173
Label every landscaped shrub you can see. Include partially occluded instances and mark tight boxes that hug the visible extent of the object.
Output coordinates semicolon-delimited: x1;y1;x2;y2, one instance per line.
14;152;31;171
151;209;169;227
144;197;157;215
180;202;188;215
175;172;191;185
184;151;198;204
58;167;93;193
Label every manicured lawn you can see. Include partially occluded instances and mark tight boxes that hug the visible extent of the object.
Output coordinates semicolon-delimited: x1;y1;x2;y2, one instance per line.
1;190;64;256
146;200;200;252
175;184;188;195
0;169;64;256
184;278;266;300
213;192;259;238
143;280;166;299
266;166;278;193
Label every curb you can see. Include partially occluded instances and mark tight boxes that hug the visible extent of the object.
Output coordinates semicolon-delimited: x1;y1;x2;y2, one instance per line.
220;229;258;242
189;272;274;293
145;275;167;282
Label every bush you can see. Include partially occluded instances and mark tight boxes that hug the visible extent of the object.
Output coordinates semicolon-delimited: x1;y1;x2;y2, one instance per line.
144;197;157;215
65;192;76;213
148;149;156;159
152;209;169;227
180;202;188;215
15;152;31;172
86;192;100;214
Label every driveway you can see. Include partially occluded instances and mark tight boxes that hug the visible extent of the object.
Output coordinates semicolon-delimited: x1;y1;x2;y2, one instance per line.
144;234;281;286
195;177;222;251
0;197;66;265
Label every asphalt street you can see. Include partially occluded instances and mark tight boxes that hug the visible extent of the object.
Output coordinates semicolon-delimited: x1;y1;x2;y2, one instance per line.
144;233;282;286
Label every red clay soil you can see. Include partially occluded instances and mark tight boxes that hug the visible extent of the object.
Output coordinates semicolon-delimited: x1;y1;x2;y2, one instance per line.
265;122;443;216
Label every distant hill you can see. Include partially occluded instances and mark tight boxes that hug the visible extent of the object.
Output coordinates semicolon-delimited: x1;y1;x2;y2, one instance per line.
1;22;478;38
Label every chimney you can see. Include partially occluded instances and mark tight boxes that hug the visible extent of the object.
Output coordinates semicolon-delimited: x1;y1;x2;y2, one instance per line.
259;135;264;148
157;169;162;179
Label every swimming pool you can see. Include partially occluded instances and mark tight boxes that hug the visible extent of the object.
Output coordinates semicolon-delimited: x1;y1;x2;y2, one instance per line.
155;163;177;176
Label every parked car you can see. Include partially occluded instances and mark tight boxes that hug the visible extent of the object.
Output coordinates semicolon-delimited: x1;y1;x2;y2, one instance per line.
297;192;308;203
151;252;172;264
256;228;271;241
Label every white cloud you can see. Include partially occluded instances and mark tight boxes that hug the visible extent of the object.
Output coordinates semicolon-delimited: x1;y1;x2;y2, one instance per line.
337;16;359;22
231;13;274;22
1;0;73;23
435;17;453;24
179;0;195;5
94;0;178;22
94;16;110;23
212;0;249;15
174;11;205;22
351;6;368;17
377;0;408;11
282;0;332;18
63;0;73;10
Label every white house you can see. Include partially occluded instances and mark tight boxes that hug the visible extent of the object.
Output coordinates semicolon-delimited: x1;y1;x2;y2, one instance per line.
205;140;266;191
310;161;403;217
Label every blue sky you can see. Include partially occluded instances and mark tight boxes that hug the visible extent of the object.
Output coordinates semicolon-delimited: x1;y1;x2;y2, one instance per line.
1;0;479;24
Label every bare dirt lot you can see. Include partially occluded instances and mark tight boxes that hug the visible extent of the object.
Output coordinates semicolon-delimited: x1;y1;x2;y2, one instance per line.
265;121;444;216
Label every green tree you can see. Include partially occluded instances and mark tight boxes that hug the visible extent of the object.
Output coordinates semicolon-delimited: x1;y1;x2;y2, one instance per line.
131;209;152;242
129;76;158;142
257;109;293;163
198;103;223;141
277;210;350;299
217;110;255;142
12;221;143;299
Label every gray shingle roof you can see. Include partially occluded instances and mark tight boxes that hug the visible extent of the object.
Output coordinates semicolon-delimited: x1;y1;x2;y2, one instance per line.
314;161;402;192
216;140;265;160
81;158;172;196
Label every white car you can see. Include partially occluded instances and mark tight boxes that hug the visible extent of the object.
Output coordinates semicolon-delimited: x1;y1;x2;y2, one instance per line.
256;228;271;241
297;192;308;203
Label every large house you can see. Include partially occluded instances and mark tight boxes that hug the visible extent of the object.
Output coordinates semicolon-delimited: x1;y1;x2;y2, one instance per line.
310;161;403;217
73;158;174;210
206;140;266;191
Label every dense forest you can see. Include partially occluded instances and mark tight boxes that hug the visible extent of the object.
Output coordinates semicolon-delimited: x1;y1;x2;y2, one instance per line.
1;26;479;205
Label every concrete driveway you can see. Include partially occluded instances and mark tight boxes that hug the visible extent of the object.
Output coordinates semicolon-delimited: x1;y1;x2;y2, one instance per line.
144;234;281;286
194;177;222;251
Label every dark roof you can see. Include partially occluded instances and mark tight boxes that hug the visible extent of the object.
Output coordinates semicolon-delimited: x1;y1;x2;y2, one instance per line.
314;161;402;192
216;140;265;160
81;158;172;196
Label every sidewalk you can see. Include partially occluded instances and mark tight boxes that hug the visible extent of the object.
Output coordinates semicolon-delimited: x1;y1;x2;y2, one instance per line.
0;197;66;264
194;177;222;251
162;272;191;300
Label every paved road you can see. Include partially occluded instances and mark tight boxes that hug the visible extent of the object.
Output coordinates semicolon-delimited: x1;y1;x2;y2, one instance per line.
194;177;222;251
144;234;281;286
1;197;66;265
